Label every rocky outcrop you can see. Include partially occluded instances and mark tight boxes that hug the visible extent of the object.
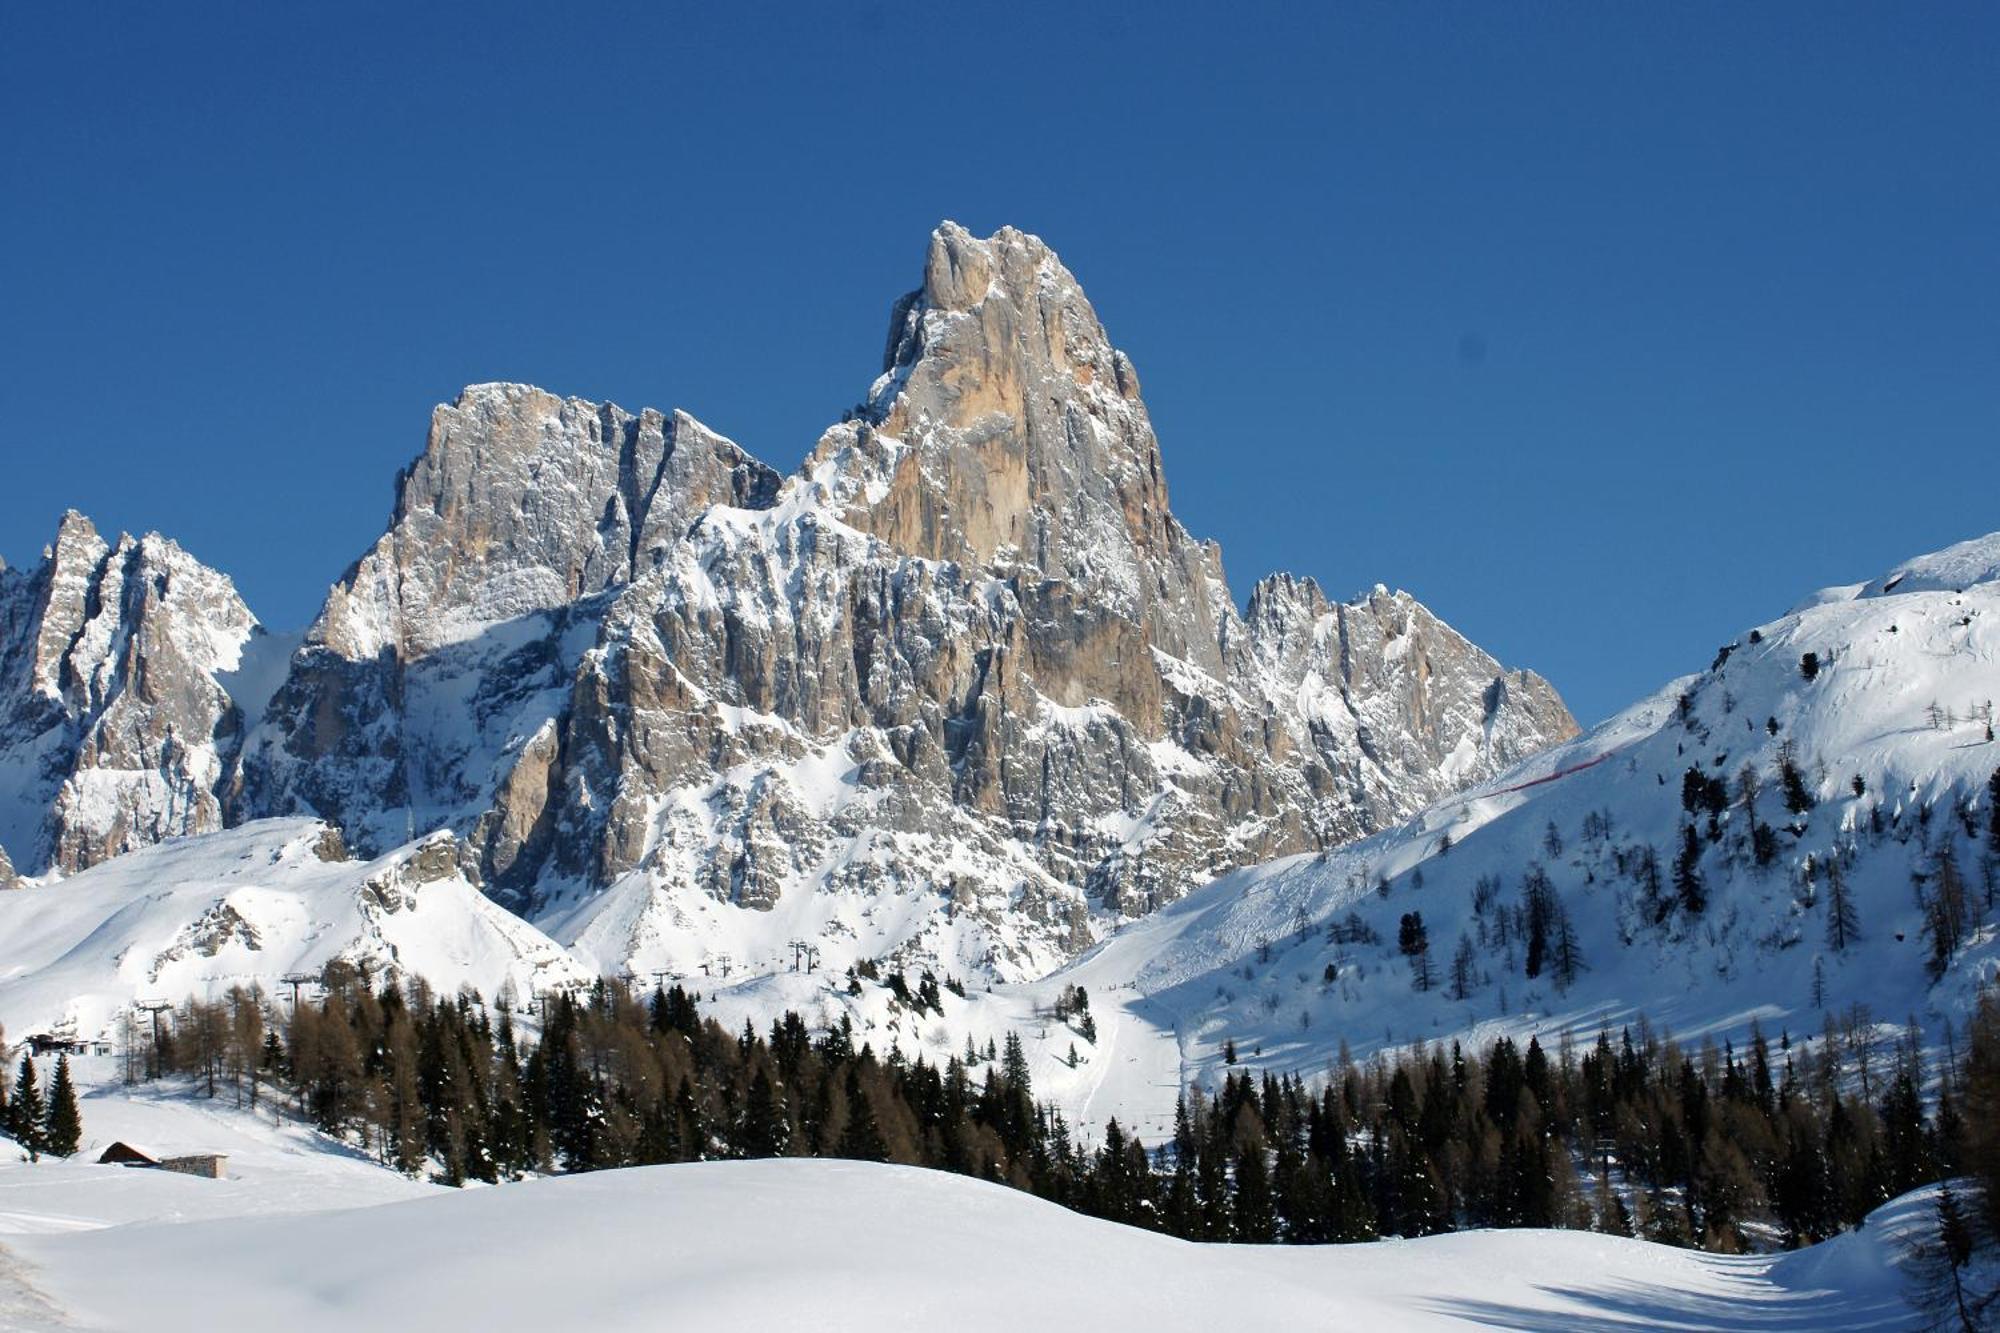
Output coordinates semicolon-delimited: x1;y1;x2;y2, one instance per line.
232;389;783;857
235;222;1577;979
0;512;259;874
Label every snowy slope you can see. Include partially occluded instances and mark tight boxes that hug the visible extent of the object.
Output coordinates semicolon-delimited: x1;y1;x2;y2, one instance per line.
1008;530;2000;1132
0;1060;438;1238
5;530;1996;1148
0;820;588;1040
1;1155;1930;1332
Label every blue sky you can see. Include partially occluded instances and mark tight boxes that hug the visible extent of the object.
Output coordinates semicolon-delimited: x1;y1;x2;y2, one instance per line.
3;4;1995;724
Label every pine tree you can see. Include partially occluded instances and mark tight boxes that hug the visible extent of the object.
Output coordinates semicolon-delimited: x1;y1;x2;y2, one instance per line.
1780;754;1815;817
1989;768;2000;855
1551;903;1585;994
42;1054;82;1157
1910;1182;1993;1332
1523;868;1556;976
838;1065;888;1162
1637;843;1668;924
1231;1142;1278;1242
1449;934;1479;1002
739;1065;789;1158
8;1054;46;1159
1398;912;1434;990
1674;824;1707;916
1824;858;1859;952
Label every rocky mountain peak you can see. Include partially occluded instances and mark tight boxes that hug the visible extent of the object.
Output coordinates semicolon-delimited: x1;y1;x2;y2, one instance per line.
312;383;781;663
0;511;257;874
809;224;1175;621
18;222;1576;988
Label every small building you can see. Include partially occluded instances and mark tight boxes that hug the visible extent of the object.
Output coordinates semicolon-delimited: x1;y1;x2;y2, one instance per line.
25;1032;87;1056
160;1154;228;1179
98;1141;160;1168
95;1142;227;1179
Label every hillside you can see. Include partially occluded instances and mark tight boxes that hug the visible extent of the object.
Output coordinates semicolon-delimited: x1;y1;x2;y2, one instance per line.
0;820;586;1043
1015;532;2000;1130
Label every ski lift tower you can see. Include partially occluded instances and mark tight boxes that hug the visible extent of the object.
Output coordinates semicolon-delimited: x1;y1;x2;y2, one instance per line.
133;999;173;1081
279;972;318;1010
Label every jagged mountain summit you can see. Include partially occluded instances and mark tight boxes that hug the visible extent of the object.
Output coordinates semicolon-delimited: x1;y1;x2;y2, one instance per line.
0;512;274;877
7;223;1574;989
229;222;1573;979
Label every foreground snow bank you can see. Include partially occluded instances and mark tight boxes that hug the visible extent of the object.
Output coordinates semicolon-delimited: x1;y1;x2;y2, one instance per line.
7;1158;1922;1332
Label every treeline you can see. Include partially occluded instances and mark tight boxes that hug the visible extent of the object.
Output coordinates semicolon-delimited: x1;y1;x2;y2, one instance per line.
124;960;2000;1254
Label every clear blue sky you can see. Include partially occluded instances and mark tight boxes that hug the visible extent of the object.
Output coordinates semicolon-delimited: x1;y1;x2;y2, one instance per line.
3;4;1995;724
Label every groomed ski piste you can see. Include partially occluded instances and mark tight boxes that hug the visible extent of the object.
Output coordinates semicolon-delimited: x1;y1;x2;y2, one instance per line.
0;1062;1939;1332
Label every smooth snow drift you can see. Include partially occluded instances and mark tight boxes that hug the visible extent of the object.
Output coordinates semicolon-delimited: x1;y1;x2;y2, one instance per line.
0;1154;1927;1332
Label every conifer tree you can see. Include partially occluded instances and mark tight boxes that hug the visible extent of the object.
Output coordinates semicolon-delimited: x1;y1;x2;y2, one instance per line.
1448;934;1479;1002
838;1064;888;1162
1523;868;1556;977
1231;1142;1278;1242
1824;859;1859;952
1674;824;1707;916
1780;754;1816;817
1989;768;2000;855
8;1054;46;1158
43;1054;82;1157
1551;903;1585;994
1637;843;1668;924
739;1066;789;1158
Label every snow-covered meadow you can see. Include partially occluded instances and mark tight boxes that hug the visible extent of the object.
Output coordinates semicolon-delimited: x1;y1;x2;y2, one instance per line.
0;1075;1934;1332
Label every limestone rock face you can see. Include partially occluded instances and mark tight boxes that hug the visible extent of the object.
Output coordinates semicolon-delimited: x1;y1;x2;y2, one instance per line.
232;390;782;860
0;512;259;874
234;222;1578;981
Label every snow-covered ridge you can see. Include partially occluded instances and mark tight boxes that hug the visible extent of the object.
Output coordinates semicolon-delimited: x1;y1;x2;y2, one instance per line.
1861;530;2000;599
1004;527;2000;1130
0;819;587;1041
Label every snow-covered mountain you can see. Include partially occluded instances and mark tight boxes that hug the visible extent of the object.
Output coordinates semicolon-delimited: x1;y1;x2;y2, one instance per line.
211;221;1572;981
1001;530;2000;1131
0;819;586;1040
10;227;1999;1154
0;512;277;878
